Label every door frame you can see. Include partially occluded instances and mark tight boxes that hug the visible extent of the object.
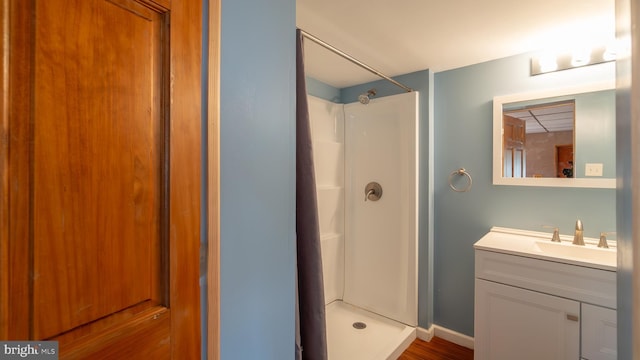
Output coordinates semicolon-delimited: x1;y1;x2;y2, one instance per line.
207;0;221;359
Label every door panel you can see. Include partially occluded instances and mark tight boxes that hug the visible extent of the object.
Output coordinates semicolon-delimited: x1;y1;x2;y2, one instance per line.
503;115;526;178
1;0;202;357
556;144;574;178
33;0;164;340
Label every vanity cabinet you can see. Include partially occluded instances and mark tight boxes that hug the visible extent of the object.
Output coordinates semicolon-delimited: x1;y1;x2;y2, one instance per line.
475;279;579;359
474;243;617;360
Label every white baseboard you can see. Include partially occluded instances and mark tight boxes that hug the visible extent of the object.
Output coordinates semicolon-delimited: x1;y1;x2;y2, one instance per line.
415;326;434;342
386;327;416;360
420;324;474;350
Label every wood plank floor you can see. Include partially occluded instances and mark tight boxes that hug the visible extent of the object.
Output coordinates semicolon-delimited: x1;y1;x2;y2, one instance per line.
398;337;474;360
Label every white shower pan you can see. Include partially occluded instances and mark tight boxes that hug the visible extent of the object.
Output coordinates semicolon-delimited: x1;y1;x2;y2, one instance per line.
326;301;415;360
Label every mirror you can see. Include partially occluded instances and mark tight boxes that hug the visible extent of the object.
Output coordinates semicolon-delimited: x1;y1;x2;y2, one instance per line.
493;81;616;188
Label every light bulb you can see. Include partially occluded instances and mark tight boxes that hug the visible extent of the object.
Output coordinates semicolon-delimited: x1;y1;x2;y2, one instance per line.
571;48;591;67
538;53;558;73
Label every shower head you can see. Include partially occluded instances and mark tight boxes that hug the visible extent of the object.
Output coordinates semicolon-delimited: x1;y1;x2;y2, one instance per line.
358;89;377;104
358;93;370;105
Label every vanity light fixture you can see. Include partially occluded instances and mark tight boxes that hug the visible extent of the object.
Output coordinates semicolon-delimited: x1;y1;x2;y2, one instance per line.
602;44;617;61
570;48;592;67
537;52;558;73
531;43;616;76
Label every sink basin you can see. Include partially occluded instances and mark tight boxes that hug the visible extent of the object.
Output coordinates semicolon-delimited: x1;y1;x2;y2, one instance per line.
531;240;616;266
474;227;617;271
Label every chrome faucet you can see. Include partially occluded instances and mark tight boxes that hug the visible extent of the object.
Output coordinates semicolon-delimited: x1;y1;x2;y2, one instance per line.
572;219;585;246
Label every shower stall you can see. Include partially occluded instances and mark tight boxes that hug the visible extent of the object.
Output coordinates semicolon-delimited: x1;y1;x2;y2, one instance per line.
309;91;419;359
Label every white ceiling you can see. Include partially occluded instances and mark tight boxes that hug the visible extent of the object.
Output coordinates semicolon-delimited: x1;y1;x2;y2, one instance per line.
297;0;616;89
506;101;575;134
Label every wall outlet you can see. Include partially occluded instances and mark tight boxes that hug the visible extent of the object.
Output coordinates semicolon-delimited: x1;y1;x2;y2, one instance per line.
585;163;604;177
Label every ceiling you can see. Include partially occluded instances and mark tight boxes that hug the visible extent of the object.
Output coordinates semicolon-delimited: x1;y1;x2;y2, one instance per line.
296;0;616;89
505;101;575;134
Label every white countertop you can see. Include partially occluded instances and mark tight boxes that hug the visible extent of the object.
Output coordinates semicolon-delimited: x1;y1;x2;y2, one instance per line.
474;227;617;271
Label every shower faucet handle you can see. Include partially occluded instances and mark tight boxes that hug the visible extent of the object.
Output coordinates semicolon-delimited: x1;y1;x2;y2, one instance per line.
365;189;375;201
364;182;382;202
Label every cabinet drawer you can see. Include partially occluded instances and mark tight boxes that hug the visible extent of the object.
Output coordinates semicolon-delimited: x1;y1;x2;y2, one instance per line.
475;250;616;308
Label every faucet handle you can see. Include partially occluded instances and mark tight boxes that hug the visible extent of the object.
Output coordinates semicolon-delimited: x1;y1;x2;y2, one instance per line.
598;231;616;249
542;225;561;242
598;232;609;248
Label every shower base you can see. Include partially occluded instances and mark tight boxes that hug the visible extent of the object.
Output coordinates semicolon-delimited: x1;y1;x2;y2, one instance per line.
326;301;416;360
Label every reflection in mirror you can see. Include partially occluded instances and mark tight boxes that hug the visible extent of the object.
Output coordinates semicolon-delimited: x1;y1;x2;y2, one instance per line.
493;81;616;188
503;100;575;178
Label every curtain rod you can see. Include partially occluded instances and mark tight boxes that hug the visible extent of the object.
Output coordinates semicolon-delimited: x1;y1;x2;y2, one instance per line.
299;29;413;93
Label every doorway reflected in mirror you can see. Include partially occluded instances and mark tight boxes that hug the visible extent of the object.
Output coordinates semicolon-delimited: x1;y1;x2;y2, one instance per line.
503;100;575;178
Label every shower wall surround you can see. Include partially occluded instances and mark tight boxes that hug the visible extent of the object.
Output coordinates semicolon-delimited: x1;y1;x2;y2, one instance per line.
308;96;345;304
309;94;419;359
340;70;433;329
343;93;419;327
308;92;420;328
306;70;435;335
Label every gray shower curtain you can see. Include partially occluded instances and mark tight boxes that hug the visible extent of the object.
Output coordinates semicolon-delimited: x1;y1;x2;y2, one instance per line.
295;29;328;360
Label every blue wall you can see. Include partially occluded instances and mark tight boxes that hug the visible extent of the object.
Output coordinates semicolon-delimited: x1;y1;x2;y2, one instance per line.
574;90;616;178
220;0;296;358
306;76;341;103
433;53;617;336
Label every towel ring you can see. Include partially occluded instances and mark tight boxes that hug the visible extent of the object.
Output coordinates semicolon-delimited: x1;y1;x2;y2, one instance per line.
448;168;472;192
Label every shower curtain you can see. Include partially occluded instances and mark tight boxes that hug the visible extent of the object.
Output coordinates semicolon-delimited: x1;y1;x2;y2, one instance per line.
295;29;328;360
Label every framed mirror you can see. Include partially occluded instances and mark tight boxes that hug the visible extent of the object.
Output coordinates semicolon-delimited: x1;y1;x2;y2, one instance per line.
493;81;616;188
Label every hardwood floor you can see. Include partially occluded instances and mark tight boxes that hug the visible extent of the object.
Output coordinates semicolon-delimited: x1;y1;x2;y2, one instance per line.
398;337;474;360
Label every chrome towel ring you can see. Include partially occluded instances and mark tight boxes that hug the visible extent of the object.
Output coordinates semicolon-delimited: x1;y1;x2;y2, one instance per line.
448;168;472;192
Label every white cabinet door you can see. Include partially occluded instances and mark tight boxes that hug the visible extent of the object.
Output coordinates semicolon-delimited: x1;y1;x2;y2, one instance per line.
475;279;580;360
581;303;617;360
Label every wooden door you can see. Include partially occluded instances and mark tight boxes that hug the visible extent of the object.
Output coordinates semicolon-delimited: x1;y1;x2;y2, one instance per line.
503;115;526;178
1;0;202;358
556;144;574;178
